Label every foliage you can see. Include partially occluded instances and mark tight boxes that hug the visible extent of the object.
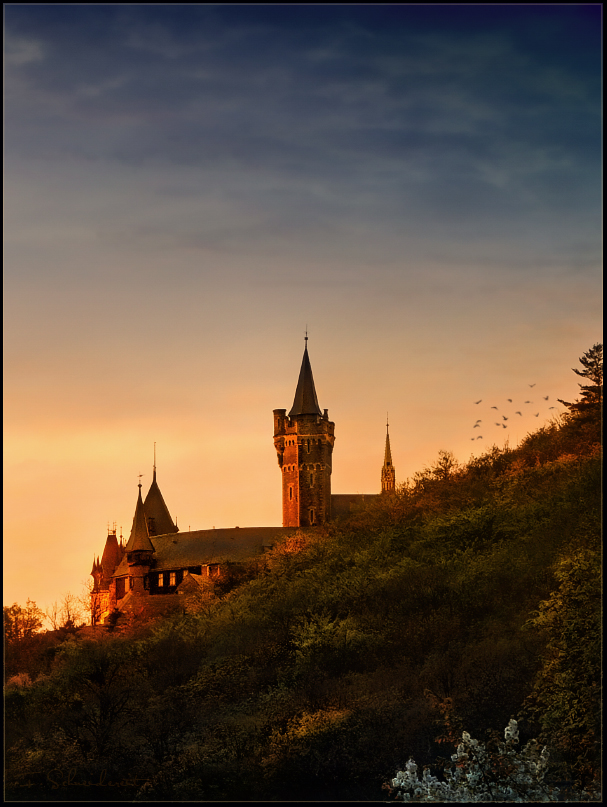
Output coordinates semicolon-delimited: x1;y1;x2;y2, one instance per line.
388;720;571;802
558;342;603;424
523;549;601;789
4;600;45;643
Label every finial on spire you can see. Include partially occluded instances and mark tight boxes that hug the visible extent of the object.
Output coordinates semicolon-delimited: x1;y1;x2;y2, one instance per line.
305;325;308;347
137;473;143;491
153;442;157;482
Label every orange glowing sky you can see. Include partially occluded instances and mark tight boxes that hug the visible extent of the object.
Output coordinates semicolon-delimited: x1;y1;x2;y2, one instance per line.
4;6;601;616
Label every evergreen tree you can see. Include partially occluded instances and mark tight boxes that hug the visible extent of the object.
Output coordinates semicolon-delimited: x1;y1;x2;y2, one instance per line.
558;343;603;420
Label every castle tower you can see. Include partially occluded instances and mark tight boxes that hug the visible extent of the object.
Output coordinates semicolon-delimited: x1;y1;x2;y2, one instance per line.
274;338;335;527
381;418;396;493
124;483;155;596
143;451;178;536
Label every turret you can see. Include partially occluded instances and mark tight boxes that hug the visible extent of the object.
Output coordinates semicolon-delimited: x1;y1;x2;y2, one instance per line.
124;482;155;596
274;337;335;526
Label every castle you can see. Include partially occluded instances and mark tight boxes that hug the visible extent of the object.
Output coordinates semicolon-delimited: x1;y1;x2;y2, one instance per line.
90;340;396;623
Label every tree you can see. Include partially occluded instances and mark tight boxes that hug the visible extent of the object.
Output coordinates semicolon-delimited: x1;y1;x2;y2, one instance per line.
3;600;45;644
78;577;104;628
523;549;601;789
45;592;85;632
558;343;603;419
386;720;599;802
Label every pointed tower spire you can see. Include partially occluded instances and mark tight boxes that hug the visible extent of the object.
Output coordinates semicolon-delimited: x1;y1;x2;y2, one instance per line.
289;335;322;416
125;482;155;552
381;416;396;493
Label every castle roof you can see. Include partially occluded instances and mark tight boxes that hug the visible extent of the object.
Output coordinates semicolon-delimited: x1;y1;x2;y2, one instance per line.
289;342;322;417
112;526;298;577
144;469;178;535
124;485;155;553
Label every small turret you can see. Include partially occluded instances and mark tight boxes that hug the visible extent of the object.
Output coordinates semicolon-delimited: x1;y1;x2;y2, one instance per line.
125;482;154;596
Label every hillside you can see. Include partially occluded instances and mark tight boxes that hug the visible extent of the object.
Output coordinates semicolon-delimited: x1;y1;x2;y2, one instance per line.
4;356;602;801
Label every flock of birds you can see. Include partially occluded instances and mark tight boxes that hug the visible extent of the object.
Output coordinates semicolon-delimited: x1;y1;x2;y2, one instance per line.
470;383;561;442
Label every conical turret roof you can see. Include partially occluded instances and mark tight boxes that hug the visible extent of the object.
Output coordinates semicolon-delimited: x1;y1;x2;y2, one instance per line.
144;468;178;536
289;341;322;417
125;485;155;552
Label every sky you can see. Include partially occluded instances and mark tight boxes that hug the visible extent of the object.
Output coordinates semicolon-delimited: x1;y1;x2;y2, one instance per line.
4;5;602;617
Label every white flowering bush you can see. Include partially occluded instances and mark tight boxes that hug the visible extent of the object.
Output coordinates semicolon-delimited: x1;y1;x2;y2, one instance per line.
390;720;560;802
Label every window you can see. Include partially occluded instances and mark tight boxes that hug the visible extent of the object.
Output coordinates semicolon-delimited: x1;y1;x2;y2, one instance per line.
310;473;314;487
129;576;134;590
309;509;315;524
307;439;311;453
169;572;176;586
289;486;293;500
158;573;164;587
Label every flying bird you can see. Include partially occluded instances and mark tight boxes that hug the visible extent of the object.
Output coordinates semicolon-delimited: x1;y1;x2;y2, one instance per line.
495;422;501;426
475;419;482;424
549;406;556;409
473;424;480;428
502;415;508;421
529;384;536;387
477;436;483;439
474;399;482;404
502;424;507;428
543;396;549;400
491;406;498;410
534;413;539;417
507;399;512;403
525;400;532;404
515;411;522;416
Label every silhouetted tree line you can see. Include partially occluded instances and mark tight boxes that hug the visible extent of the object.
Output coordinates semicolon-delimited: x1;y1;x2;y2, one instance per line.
4;345;602;801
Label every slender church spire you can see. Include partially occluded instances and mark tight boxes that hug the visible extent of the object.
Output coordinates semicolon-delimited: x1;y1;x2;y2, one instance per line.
289;335;322;416
381;416;396;493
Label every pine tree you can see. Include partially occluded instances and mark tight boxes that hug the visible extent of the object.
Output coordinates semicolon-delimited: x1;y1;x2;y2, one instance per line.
557;343;603;420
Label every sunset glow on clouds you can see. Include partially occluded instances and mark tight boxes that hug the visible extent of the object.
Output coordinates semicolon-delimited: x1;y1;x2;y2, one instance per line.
4;6;601;613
